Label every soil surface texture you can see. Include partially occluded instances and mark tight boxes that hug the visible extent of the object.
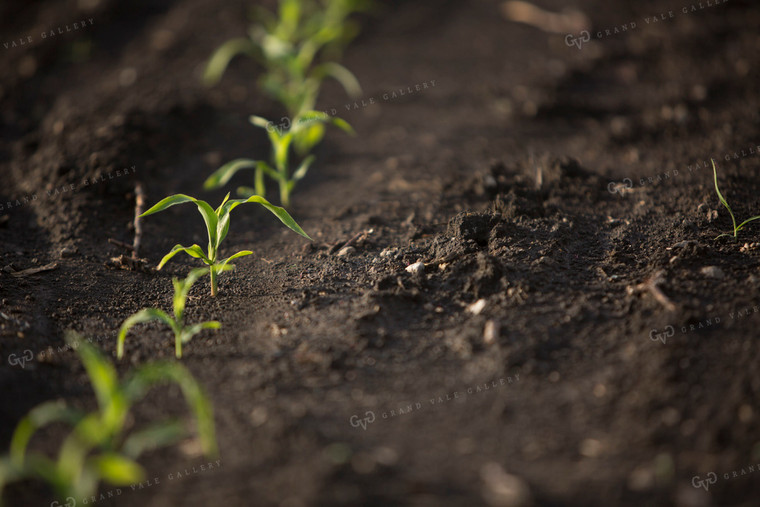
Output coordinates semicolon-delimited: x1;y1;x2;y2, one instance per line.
2;0;760;505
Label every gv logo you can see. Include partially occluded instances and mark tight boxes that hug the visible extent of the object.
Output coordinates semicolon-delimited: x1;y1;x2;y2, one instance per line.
8;349;33;368
607;178;633;195
565;31;591;50
649;326;675;345
349;411;376;430
50;497;76;507
691;472;717;491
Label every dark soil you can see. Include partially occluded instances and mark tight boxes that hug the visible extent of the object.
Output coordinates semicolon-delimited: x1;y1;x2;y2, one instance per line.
2;0;760;505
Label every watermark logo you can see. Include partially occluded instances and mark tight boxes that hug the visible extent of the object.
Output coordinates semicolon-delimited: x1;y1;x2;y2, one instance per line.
8;349;33;368
691;472;718;491
649;326;674;345
349;411;376;431
607;178;633;195
565;30;591;50
51;498;76;507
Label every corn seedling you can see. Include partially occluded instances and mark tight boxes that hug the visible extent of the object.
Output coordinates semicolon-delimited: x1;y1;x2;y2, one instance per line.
204;112;353;207
203;0;370;119
141;193;310;295
0;333;216;506
117;268;225;359
711;159;760;240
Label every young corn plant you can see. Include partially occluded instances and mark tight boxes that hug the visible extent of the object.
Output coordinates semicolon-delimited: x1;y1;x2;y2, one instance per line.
711;159;760;240
141;193;310;296
0;333;216;506
203;0;369;119
117;268;224;359
204;111;353;207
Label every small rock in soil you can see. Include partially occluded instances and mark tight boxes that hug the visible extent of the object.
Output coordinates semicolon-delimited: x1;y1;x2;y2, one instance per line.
60;246;78;258
337;245;356;257
467;299;487;315
480;462;532;507
700;266;725;279
484;319;499;345
405;262;425;274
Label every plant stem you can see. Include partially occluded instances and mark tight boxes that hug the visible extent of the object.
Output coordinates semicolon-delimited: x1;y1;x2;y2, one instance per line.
255;167;266;196
175;331;182;358
209;266;217;297
280;183;290;208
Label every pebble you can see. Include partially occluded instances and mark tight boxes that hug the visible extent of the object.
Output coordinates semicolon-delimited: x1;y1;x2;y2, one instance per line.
483;319;499;345
60;246;78;258
337;246;356;257
700;266;724;279
579;438;603;458
467;299;487;315
405;262;425;275
480;462;532;507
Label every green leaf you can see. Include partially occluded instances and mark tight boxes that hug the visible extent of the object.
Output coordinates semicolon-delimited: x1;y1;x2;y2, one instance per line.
87;453;145;485
311;62;362;97
329;116;355;135
203;37;257;86
293;123;325;155
122;363;218;457
237;186;257;198
9;401;83;467
141;195;218;253
218;250;253;271
158;244;210;270
225;195;311;240
121;420;185;458
736;215;760;232
117;309;174;359
204;159;260;190
141;194;196;217
182;321;222;343
72;336;121;418
293;155;316;182
712;159;737;234
249;115;273;130
173;268;209;318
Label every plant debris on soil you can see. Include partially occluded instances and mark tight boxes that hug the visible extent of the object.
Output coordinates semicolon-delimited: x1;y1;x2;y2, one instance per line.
2;0;760;505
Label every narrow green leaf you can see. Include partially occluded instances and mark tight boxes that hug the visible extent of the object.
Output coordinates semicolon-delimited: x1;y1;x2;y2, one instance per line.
73;337;120;417
9;401;83;467
237;186;257;198
204;159;260;190
141;195;218;252
87;453;145;485
293;155;316;181
173;268;209;318
122;363;218;457
330;116;355;135
249;115;272;130
712;159;737;233
736;215;760;232
312;62;362;97
203;37;257;86
141;194;196;217
158;244;210;270
293;123;325;155
225;195;311;240
121;421;185;458
182;321;222;343
117;309;174;359
218;250;253;271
